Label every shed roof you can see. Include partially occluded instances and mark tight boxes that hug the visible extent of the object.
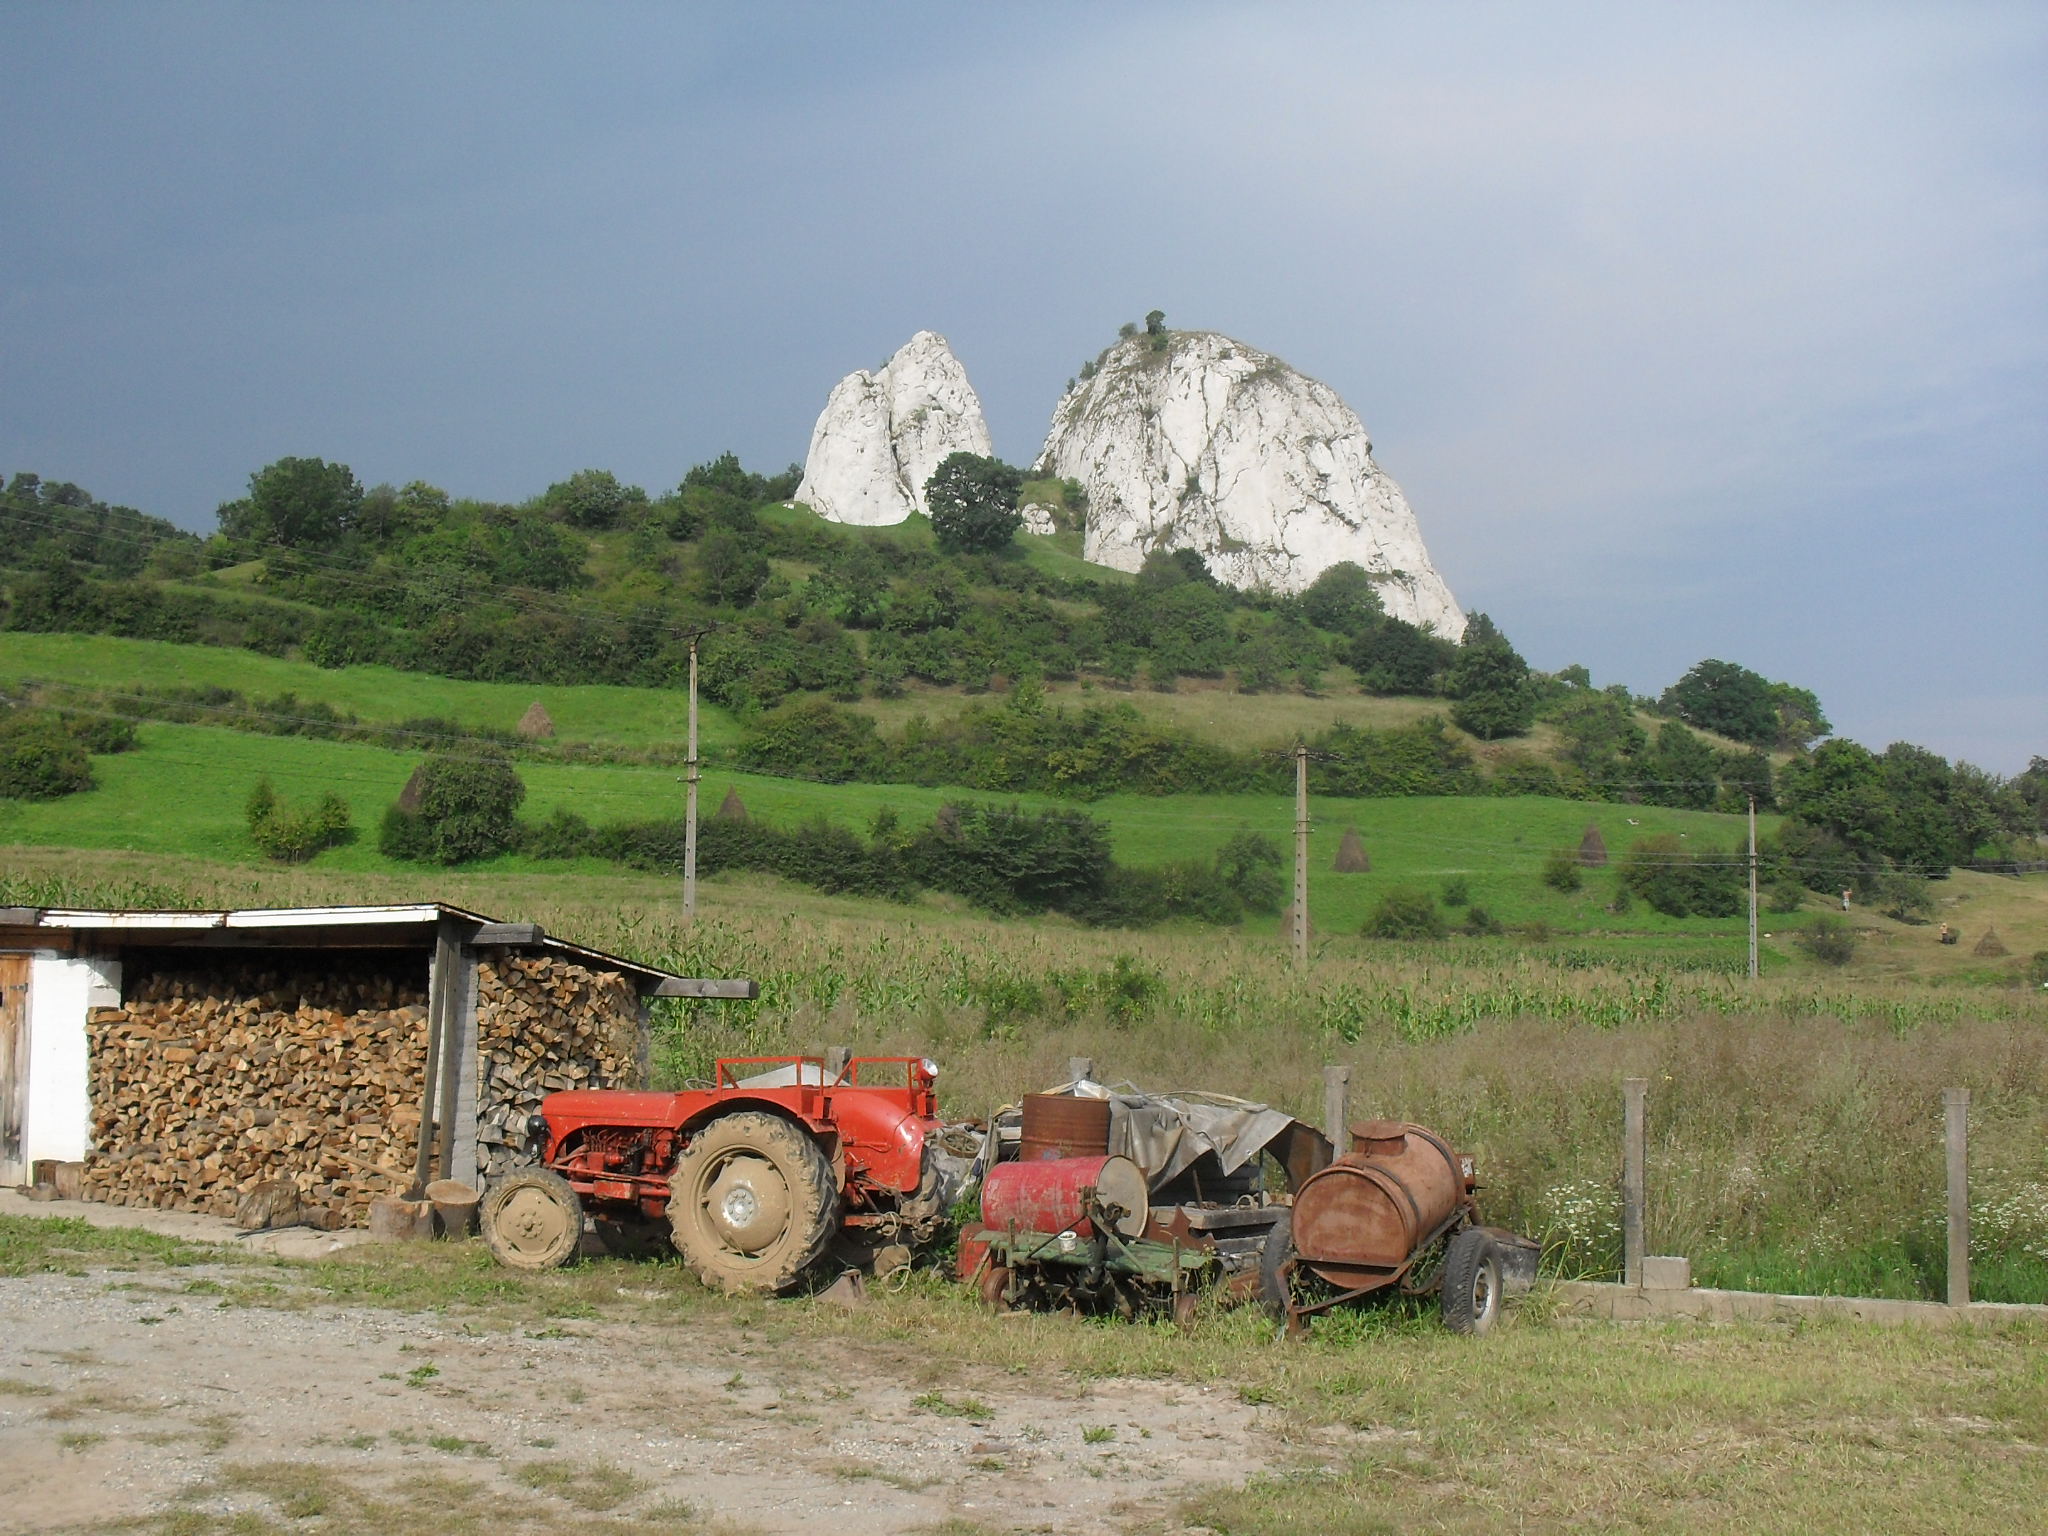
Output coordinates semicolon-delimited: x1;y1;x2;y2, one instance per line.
0;903;751;998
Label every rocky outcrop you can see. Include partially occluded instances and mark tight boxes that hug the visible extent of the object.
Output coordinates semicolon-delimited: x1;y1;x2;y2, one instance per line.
1036;332;1465;635
795;332;993;526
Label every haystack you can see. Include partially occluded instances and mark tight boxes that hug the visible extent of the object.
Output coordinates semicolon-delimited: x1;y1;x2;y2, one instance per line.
1333;826;1371;873
1578;824;1609;867
934;804;961;839
516;701;555;740
395;763;429;813
1974;926;2009;958
714;787;748;824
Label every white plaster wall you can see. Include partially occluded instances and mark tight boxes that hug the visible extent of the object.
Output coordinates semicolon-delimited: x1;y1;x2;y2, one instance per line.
26;955;104;1163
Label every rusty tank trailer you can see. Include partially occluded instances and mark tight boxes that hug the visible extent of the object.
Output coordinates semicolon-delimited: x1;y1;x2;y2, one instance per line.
1269;1119;1538;1334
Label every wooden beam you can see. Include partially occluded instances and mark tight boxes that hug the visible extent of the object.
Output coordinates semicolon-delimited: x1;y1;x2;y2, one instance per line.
472;923;544;946
650;977;758;999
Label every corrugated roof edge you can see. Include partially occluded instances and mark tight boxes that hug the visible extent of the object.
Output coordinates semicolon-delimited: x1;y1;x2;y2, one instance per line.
0;904;755;999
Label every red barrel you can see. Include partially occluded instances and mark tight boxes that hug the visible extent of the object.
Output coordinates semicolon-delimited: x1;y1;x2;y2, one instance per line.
1019;1093;1112;1162
981;1154;1149;1239
1291;1121;1470;1291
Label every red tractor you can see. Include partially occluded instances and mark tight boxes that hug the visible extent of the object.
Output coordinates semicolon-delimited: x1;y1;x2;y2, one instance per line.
479;1056;962;1294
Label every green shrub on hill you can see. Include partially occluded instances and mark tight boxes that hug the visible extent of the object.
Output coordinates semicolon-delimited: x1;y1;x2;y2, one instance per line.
244;777;353;862
1363;887;1447;940
379;751;526;865
1619;834;1743;917
0;709;95;800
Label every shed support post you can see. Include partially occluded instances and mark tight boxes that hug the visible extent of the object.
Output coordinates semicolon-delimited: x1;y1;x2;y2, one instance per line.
1945;1087;1970;1308
1623;1076;1648;1288
1323;1064;1351;1153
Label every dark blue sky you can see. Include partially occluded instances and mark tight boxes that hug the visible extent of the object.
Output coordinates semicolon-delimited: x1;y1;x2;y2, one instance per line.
3;3;2042;769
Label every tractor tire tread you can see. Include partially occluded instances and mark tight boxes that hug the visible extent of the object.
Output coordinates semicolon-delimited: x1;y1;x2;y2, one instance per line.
670;1110;838;1295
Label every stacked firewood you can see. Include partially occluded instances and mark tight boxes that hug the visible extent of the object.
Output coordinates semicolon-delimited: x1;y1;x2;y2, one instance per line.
473;950;646;1184
81;967;428;1226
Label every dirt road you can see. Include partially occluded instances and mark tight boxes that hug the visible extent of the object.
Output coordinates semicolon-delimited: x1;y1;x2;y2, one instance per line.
0;1204;1281;1534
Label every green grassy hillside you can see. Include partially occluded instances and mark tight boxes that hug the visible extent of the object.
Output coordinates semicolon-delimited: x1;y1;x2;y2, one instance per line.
0;715;1775;944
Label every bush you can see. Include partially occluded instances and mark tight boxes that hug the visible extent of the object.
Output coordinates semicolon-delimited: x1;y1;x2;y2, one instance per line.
1463;904;1503;936
1441;876;1472;907
906;802;1112;916
735;698;886;783
1362;887;1447;940
1796;917;1859;967
1765;877;1807;914
521;807;594;860
0;711;95;800
379;751;525;865
1619;834;1743;917
245;777;353;863
1541;848;1584;893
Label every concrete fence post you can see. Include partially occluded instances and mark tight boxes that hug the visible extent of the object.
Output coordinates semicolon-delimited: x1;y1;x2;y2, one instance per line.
1945;1087;1970;1308
1323;1065;1351;1153
1068;1056;1096;1088
823;1045;852;1083
1623;1077;1648;1289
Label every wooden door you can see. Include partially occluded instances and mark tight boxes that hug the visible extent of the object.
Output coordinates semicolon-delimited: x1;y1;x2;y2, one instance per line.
0;954;28;1184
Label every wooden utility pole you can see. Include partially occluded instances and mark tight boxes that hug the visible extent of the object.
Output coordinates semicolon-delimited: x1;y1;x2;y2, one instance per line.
1292;742;1310;966
1747;794;1759;981
683;635;700;921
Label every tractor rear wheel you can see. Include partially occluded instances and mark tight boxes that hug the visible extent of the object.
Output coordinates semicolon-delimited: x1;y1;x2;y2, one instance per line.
669;1112;838;1295
481;1168;582;1271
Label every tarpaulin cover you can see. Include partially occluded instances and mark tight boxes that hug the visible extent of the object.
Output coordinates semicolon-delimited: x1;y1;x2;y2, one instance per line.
1064;1080;1307;1190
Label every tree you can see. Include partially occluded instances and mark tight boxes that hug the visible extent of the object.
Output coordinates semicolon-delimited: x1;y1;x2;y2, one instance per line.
0;710;94;800
1448;643;1535;739
543;469;642;530
1766;681;1830;751
1300;561;1386;636
1660;659;1781;748
217;457;362;550
925;453;1024;554
1145;309;1168;351
694;529;770;607
1349;617;1456;696
379;752;525;865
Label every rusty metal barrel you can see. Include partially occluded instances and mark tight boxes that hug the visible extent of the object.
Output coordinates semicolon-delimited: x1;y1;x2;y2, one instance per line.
1290;1121;1469;1292
1019;1093;1112;1163
981;1154;1149;1239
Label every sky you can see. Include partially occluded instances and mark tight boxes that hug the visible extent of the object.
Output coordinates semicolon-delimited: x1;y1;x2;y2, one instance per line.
2;3;2042;771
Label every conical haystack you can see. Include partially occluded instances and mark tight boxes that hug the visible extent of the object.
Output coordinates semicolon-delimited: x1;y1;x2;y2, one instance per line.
1578;824;1608;867
395;763;429;813
1974;926;2008;958
1333;826;1371;873
714;787;748;824
516;701;555;740
934;804;961;839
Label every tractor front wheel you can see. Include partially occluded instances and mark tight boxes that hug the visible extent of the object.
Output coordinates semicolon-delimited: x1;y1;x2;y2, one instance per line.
481;1168;583;1271
669;1112;839;1295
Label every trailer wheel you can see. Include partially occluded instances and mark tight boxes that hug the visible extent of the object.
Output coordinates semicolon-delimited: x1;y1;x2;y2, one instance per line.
481;1168;582;1271
669;1112;839;1295
1439;1227;1502;1336
1258;1209;1294;1321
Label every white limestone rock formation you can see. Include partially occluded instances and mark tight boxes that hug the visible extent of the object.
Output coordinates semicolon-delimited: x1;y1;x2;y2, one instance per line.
795;331;994;526
1036;332;1465;635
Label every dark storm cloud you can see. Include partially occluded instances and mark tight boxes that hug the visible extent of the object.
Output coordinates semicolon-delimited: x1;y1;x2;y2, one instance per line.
1;2;2041;767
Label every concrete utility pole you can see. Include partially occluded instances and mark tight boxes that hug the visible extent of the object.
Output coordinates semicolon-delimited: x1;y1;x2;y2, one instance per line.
1747;794;1759;981
683;635;700;922
1293;742;1310;967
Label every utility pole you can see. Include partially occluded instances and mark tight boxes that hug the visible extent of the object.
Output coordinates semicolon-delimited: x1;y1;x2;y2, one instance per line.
683;634;700;922
1747;794;1758;981
1293;741;1309;967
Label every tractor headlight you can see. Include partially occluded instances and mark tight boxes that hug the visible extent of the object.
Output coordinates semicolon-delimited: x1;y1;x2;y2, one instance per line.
920;1057;940;1080
526;1114;550;1150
